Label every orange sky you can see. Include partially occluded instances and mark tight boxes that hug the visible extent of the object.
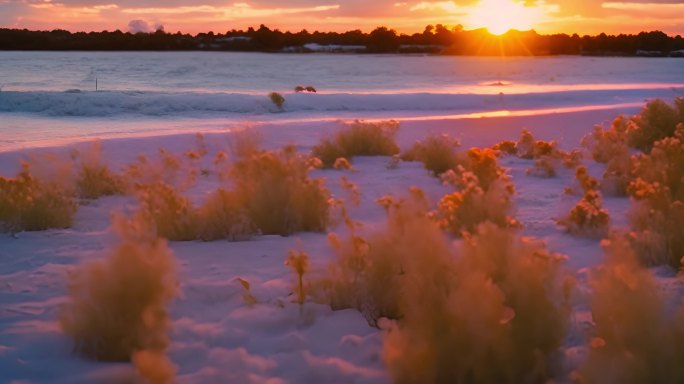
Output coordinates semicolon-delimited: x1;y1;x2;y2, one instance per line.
1;0;682;35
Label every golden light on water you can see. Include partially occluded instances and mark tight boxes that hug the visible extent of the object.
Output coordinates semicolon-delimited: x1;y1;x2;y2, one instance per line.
466;0;546;35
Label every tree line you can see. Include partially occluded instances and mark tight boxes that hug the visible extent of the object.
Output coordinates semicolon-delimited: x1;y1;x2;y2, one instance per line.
1;24;683;56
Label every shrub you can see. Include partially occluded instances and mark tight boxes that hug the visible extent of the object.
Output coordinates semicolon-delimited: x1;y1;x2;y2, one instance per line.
59;213;178;378
575;166;600;194
491;140;518;156
558;190;610;238
195;189;256;241
72;141;126;199
627;98;684;151
333;157;352;170
384;223;571;383
627;126;684;266
269;92;285;110
441;148;508;192
135;182;198;241
516;129;558;160
312;120;400;167
437;170;517;236
581;116;630;164
527;156;558;178
125;148;196;190
401;134;460;176
230;145;330;235
316;189;451;325
577;236;684;384
0;162;77;232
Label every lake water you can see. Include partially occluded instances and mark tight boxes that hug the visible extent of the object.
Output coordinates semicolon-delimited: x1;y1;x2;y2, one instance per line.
1;51;683;150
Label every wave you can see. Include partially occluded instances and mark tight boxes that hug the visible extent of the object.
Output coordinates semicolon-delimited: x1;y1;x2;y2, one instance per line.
1;87;682;117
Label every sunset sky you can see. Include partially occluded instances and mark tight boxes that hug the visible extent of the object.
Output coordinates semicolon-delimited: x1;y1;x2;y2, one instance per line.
1;0;683;36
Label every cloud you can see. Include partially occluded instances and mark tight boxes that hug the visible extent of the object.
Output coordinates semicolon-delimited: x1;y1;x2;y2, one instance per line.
128;19;163;33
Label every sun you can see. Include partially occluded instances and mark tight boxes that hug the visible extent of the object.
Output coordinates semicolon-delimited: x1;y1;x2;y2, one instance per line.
466;0;543;35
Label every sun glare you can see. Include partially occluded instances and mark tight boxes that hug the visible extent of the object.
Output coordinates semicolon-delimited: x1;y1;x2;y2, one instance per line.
466;0;543;35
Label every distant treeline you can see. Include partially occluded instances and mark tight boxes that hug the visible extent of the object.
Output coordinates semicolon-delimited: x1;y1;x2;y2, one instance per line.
1;25;683;56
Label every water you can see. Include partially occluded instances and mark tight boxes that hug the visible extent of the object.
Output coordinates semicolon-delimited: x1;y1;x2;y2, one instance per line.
1;51;683;151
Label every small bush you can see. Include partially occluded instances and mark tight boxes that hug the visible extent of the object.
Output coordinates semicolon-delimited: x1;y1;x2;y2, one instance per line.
230;145;330;235
269;92;285;110
578;236;684;384
125;148;197;190
384;223;571;383
60;213;178;373
401;134;460;176
517;129;558;160
441;148;508;192
312;120;400;167
581;116;630;164
0;162;77;232
575;166;600;194
135;182;198;241
527;156;558;178
437;170;517;237
558;190;610;238
491;140;518;156
627;126;684;266
73;142;126;199
316;189;451;325
627;98;684;151
195;189;256;241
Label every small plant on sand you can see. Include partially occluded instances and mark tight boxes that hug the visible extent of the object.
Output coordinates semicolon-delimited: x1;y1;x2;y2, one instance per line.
437;169;517;236
60;214;177;382
401;134;461;176
312;120;400;167
581;116;630;164
491;140;518;156
195;188;256;241
626;125;684;267
135;182;198;241
517;129;558;160
285;249;310;305
627;98;684;152
72;141;126;199
269;92;285;110
577;236;684;384
0;162;77;232
558;190;610;238
384;223;571;383
230;145;330;235
316;189;448;325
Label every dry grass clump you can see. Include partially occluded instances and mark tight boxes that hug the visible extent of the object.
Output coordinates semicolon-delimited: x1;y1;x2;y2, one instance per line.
627;98;684;152
135;144;327;240
316;189;451;325
580;117;634;196
384;223;571;383
72;142;126;199
285;250;310;305
436;148;517;237
60;213;177;383
230;145;330;235
491;140;518;156
195;188;256;241
312;120;400;167
626;126;684;266
135;182;198;241
581;116;630;163
125;148;197;190
558;190;610;238
401;134;461;176
0;162;77;232
577;237;684;384
517;129;558;160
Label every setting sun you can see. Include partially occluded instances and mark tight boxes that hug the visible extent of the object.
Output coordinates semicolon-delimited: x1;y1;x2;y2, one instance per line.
466;0;544;35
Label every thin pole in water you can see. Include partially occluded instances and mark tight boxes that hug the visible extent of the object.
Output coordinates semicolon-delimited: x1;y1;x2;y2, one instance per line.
95;78;98;91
